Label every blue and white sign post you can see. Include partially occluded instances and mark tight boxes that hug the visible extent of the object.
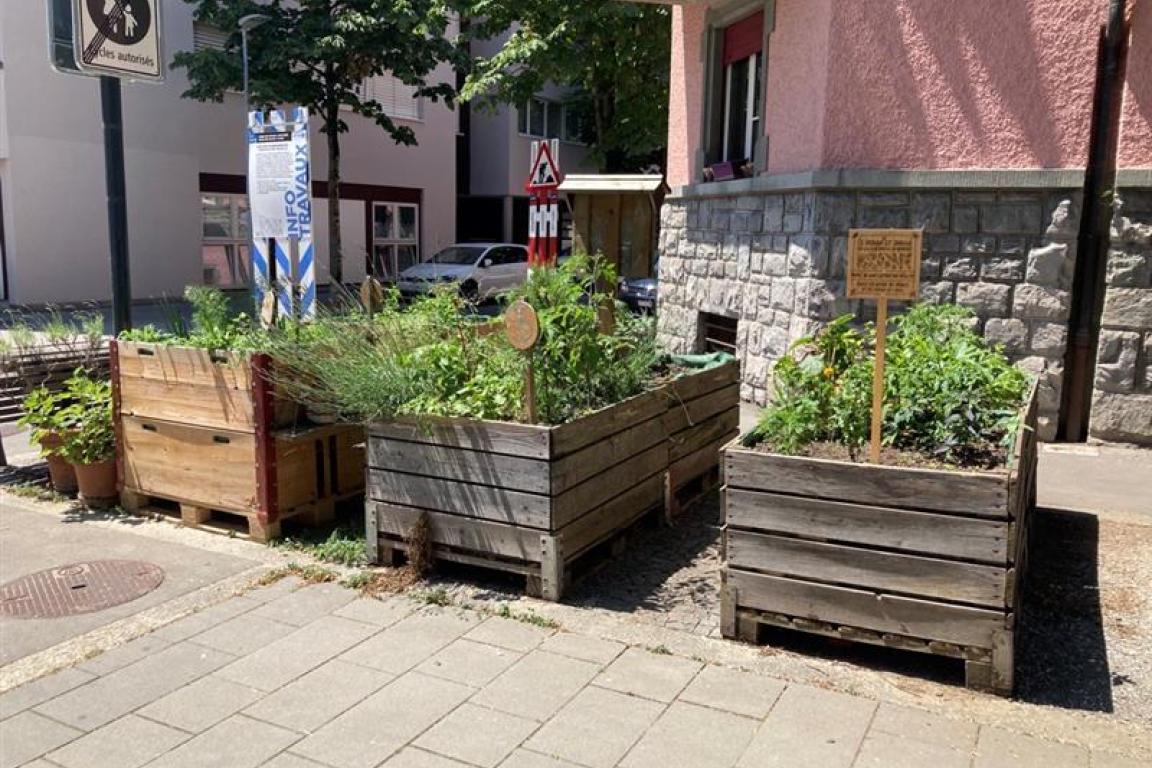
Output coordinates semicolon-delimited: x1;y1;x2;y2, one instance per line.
247;107;316;324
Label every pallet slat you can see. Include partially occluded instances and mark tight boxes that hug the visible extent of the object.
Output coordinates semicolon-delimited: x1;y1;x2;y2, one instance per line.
725;488;1011;564
368;419;550;460
726;530;1008;607
368;468;552;529
368;437;550;494
727;569;1007;649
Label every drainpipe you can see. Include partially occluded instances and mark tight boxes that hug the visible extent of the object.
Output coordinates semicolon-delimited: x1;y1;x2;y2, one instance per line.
1058;0;1129;442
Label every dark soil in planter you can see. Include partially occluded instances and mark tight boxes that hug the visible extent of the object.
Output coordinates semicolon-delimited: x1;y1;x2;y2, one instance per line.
748;439;1010;472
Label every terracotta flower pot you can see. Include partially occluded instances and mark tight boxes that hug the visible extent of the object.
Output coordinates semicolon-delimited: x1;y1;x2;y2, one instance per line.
37;432;78;494
74;459;118;509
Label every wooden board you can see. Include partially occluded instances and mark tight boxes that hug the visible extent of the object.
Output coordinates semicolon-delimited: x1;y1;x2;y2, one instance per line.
368;418;550;460
663;384;740;436
119;374;255;431
725;488;1010;564
551;442;668;529
558;472;664;558
551;389;666;459
371;502;543;563
669;408;739;463
121;417;256;514
666;361;739;403
551;413;665;494
725;446;1009;518
367;468;552;529
726;569;1006;649
368;436;550;494
117;343;251;390
726;530;1008;607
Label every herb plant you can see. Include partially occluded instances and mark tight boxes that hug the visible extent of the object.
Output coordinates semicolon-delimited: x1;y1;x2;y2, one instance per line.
57;372;115;465
17;386;77;457
746;304;1030;466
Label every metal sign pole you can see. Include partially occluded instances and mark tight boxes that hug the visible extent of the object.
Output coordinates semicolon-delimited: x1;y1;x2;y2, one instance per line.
100;75;132;333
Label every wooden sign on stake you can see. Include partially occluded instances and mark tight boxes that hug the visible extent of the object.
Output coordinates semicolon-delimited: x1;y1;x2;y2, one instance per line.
505;300;541;424
847;229;923;463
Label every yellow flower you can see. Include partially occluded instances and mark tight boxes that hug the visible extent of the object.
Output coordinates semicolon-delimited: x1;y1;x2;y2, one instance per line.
822;366;835;379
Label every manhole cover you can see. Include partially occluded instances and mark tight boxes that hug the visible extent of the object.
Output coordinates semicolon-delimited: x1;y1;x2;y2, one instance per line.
0;561;165;619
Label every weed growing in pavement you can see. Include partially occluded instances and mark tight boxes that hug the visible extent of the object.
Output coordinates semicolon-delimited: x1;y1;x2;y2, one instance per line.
341;571;375;590
647;644;672;655
494;603;560;629
5;482;70;503
258;562;337;586
412;587;452;607
274;527;368;568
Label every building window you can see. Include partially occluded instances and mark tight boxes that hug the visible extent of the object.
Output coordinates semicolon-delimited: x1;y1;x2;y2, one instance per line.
370;202;420;280
704;9;765;171
699;313;738;356
353;74;423;121
201;193;251;288
518;98;585;143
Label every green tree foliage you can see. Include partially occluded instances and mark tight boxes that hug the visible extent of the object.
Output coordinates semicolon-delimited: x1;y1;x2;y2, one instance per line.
172;0;462;284
459;0;671;172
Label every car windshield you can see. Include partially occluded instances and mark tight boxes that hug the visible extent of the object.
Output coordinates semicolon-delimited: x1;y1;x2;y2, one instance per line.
429;246;486;266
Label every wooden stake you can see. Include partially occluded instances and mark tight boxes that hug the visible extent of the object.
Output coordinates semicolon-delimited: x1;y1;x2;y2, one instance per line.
524;352;537;425
869;298;888;464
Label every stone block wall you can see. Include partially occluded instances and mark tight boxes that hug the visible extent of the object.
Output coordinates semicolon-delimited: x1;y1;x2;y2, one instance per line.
1091;192;1152;444
657;187;1082;440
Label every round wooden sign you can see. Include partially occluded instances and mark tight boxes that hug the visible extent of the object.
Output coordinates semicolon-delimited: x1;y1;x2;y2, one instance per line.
360;277;385;313
505;300;540;351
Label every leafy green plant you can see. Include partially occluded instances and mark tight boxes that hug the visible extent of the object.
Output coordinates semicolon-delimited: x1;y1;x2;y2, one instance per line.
274;527;368;568
17;386;77;457
746;304;1030;466
56;372;115;465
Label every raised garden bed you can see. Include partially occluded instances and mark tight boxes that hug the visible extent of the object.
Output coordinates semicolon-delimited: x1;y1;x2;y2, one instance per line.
720;384;1038;695
366;360;740;599
113;340;365;541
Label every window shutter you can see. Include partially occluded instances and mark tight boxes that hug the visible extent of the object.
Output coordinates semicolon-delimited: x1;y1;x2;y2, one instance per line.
723;10;763;66
193;22;229;52
365;74;423;121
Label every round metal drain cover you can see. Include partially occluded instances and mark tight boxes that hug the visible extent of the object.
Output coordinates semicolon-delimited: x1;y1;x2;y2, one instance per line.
0;561;165;619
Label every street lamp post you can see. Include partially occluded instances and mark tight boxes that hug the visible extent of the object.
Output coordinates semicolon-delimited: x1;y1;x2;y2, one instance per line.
239;13;270;304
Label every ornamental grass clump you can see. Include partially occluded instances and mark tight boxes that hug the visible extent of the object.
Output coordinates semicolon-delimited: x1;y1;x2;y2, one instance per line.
265;252;659;426
745;304;1030;467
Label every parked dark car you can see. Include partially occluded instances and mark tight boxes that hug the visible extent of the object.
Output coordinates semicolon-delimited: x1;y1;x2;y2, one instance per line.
618;275;658;314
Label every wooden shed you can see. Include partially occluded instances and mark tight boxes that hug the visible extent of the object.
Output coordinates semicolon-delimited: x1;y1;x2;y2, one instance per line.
560;175;669;278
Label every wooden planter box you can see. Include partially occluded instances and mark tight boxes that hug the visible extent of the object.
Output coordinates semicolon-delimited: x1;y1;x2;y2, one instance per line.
720;387;1038;695
366;361;740;599
112;340;365;541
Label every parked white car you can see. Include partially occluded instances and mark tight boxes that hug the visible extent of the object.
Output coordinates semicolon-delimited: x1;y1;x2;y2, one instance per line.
396;243;529;301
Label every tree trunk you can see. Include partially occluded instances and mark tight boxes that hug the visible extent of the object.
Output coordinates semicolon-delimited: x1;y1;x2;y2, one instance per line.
326;103;343;287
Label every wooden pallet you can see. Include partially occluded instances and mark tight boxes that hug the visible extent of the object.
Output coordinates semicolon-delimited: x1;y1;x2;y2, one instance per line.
121;488;358;542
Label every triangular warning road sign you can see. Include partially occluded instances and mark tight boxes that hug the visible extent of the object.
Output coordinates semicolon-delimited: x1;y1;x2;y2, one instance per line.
526;141;562;192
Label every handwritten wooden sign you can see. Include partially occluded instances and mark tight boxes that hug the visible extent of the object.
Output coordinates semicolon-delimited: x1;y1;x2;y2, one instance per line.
847;229;923;301
504;300;540;352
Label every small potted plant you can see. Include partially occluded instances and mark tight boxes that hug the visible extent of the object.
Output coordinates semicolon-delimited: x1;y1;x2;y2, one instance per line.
17;386;79;494
58;372;117;508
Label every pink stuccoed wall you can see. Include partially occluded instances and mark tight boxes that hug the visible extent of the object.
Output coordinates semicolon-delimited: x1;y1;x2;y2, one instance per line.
1119;0;1152;169
666;0;1150;185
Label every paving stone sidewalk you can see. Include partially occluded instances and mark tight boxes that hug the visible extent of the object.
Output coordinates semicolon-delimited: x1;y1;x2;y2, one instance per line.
2;578;1146;768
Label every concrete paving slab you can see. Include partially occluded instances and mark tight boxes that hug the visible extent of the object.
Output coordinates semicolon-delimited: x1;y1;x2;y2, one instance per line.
333;597;413;628
464;617;554;653
0;503;255;665
497;749;585;768
414;703;539;768
737;683;876;768
46;713;189;768
678;664;786;720
289;671;472;768
0;667;96;720
869;702;978;752
1039;445;1152;523
338;610;482;675
0;709;83;768
471;650;602;722
77;633;171;676
34;642;235;731
592;647;702;702
146;714;300;768
248;582;358;627
974;726;1090;768
538;632;626;665
243;659;393;734
417;639;523;688
138;675;265;734
1091;751;1150;768
215;615;378;692
381;747;473;767
148;596;264;644
260;753;331;768
621;700;759;768
524;686;664;768
854;730;972;768
188;612;299;657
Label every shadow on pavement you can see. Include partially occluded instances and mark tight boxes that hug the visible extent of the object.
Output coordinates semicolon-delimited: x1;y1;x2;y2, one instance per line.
1016;506;1113;712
